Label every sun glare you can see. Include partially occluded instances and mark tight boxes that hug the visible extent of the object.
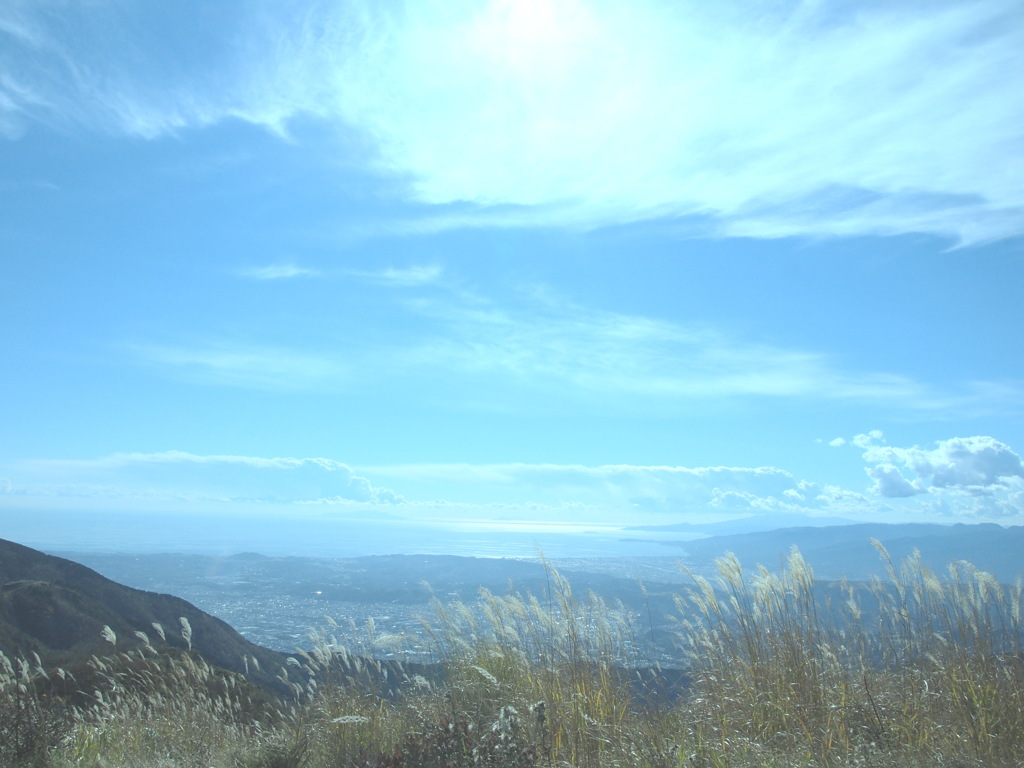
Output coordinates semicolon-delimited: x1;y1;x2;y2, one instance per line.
500;0;561;44
471;0;597;78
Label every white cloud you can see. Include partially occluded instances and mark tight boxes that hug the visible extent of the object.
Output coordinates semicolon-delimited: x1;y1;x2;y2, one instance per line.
852;430;886;448
9;451;403;505
863;436;1024;493
411;298;850;400
813;485;870;505
238;263;321;280
365;264;443;286
866;463;923;498
235;263;443;286
401;292;1018;410
123;288;1021;415
828;437;846;447
362;459;1006;523
127;341;351;391
336;264;445;287
852;434;1024;519
290;0;1024;244
363;461;802;514
4;0;1022;243
6;448;1024;525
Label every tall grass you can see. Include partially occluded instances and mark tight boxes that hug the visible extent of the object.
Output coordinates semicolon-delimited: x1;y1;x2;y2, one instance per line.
2;545;1022;767
674;543;1024;767
290;561;661;767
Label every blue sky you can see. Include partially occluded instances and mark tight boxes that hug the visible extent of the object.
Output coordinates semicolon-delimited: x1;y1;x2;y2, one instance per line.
2;0;1024;542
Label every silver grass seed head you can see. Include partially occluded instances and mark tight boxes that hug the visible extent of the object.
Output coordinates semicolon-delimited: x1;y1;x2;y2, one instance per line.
333;715;370;724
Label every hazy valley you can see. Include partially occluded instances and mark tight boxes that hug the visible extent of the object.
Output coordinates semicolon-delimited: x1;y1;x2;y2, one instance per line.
49;521;1024;656
4;521;1024;767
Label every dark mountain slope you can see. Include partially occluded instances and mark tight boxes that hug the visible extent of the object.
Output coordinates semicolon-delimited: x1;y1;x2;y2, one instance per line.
0;538;288;692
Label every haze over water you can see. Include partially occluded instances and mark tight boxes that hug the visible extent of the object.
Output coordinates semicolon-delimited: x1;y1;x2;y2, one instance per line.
8;509;698;559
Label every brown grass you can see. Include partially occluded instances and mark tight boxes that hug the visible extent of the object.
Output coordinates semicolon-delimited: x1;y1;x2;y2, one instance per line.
2;545;1021;767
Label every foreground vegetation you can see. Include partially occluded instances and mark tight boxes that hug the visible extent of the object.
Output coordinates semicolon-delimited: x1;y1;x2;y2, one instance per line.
2;543;1022;767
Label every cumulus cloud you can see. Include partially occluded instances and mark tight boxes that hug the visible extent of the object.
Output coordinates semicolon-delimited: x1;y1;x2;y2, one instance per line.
857;435;1024;525
3;0;1022;243
828;437;846;447
814;485;871;505
10;451;403;505
852;430;886;448
866;463;923;498
863;436;1024;494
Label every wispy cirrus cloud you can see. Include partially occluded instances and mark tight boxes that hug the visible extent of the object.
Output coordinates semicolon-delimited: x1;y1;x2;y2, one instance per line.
3;0;1021;243
124;286;1022;414
237;263;322;280
235;263;443;286
399;290;1018;410
356;264;444;287
127;341;351;391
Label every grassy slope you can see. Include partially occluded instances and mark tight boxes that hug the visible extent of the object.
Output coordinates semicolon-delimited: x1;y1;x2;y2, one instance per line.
2;538;1023;767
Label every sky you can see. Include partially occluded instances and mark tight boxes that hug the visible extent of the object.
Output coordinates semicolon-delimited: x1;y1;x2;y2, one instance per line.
2;0;1024;549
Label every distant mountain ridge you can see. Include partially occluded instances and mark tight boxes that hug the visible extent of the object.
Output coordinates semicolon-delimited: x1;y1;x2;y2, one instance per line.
640;522;1024;582
0;537;288;692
